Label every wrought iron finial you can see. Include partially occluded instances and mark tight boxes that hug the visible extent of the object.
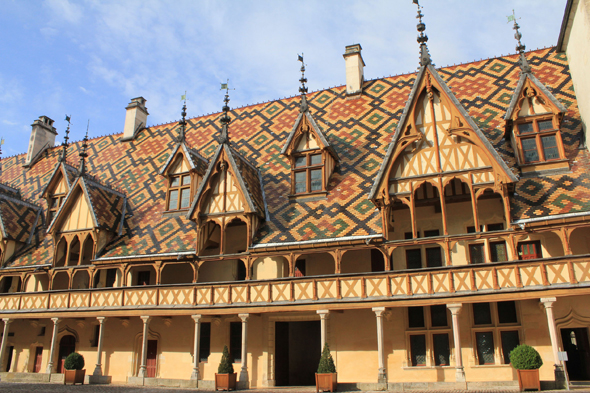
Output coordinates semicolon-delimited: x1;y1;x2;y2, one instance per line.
298;54;309;112
60;115;71;163
219;80;233;144
413;0;431;67
78;120;89;175
178;92;187;143
508;10;531;73
0;137;4;175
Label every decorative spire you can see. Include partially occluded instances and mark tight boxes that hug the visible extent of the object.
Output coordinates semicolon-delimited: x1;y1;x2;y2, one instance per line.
178;92;187;143
59;115;71;163
508;10;531;74
413;0;431;67
298;54;309;112
0;137;4;176
219;81;233;144
78;120;89;176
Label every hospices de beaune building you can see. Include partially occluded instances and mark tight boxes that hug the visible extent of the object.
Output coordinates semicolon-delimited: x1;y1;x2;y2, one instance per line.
1;2;590;390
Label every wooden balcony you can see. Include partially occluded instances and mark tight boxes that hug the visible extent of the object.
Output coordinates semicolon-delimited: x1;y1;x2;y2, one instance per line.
1;256;590;315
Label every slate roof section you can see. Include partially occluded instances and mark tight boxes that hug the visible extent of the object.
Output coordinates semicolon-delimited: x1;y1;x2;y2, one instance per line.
0;193;41;244
159;141;208;176
0;48;586;265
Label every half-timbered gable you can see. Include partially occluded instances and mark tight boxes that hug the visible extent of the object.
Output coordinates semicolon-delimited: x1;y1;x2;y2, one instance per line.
41;162;78;224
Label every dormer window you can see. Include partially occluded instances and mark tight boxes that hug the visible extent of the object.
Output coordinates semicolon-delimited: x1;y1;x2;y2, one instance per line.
165;155;193;211
48;193;66;223
515;117;564;164
293;151;323;194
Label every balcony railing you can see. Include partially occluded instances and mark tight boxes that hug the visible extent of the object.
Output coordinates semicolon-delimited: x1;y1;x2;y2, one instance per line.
1;256;589;313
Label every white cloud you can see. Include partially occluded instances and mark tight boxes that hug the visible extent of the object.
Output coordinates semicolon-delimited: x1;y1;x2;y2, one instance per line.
43;0;83;24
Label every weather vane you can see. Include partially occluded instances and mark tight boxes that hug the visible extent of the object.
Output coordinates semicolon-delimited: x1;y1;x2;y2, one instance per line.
297;54;309;112
60;115;72;163
178;91;188;142
412;0;431;67
219;80;234;144
507;10;531;73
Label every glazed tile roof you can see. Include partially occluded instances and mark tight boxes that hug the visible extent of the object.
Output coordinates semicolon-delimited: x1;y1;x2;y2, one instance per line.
159;141;209;176
0;47;586;266
0;192;41;244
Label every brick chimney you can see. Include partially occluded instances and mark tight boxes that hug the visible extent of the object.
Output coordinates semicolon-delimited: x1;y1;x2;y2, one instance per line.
25;116;57;166
343;44;365;96
122;97;148;141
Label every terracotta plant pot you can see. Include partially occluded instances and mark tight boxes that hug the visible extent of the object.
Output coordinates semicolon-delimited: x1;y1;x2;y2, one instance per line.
215;372;237;391
316;372;337;392
516;369;540;391
64;369;86;385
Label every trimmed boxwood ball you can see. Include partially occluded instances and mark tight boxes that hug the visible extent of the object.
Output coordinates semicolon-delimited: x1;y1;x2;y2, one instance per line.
218;345;234;374
64;352;85;371
317;343;336;374
509;344;543;370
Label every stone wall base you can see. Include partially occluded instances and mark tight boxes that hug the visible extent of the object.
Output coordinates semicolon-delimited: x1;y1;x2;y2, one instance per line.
0;372;51;383
127;376;198;388
86;375;112;384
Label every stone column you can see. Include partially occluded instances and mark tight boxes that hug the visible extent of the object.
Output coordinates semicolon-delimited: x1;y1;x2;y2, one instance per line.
191;315;202;380
138;316;151;378
317;310;330;350
46;317;60;374
93;317;106;376
0;318;12;372
239;314;250;386
541;297;566;384
447;304;465;382
372;307;387;384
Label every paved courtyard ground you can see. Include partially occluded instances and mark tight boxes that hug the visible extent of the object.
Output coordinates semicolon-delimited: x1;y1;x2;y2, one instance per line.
1;382;590;393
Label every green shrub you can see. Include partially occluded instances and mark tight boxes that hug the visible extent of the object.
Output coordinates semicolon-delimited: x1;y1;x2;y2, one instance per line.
317;343;336;374
64;352;85;371
217;345;234;374
509;344;543;370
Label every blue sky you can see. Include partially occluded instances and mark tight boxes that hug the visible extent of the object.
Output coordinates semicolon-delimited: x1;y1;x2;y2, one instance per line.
0;0;567;157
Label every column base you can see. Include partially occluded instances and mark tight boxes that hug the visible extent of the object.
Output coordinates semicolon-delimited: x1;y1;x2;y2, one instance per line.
377;368;387;384
455;367;466;383
554;364;567;389
93;364;102;376
190;369;199;380
138;367;147;378
239;369;249;383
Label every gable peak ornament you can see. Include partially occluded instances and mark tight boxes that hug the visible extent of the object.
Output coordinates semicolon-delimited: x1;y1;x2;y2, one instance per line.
298;54;309;113
507;10;531;74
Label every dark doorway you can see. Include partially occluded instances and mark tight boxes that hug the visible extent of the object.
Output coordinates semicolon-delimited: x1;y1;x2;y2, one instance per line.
33;346;43;373
275;321;321;386
146;340;157;378
5;345;13;371
562;328;590;380
57;335;76;373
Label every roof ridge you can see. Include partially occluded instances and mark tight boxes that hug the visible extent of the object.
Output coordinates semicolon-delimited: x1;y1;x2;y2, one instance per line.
83;174;126;197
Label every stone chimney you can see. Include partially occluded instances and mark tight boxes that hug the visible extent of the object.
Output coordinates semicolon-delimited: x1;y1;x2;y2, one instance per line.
122;97;148;141
343;44;365;96
25;116;57;166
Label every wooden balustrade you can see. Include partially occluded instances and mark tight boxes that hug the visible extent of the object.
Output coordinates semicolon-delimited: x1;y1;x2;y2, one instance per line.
1;256;590;313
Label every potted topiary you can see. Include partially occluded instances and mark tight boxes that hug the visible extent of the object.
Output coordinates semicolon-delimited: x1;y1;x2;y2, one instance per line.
509;344;543;391
316;343;337;393
215;345;237;391
63;352;85;385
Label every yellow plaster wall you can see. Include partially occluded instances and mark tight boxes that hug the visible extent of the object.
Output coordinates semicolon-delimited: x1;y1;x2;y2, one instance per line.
252;256;286;280
198;259;243;283
303;253;335;276
59;191;93;232
340;249;372;274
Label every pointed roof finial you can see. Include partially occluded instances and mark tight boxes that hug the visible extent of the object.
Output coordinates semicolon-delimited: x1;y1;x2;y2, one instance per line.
219;80;233;144
60;115;71;163
413;0;431;67
0;137;4;176
178;92;187;143
298;54;309;112
78;120;89;176
508;10;531;74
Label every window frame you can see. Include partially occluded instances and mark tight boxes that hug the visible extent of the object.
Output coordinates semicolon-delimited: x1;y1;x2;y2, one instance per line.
166;172;192;211
48;193;66;224
405;305;452;368
514;116;565;165
291;150;325;195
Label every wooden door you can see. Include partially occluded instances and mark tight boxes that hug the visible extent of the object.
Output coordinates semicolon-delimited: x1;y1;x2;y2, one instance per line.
146;340;157;378
57;335;76;373
518;241;542;260
562;328;590;380
33;346;43;373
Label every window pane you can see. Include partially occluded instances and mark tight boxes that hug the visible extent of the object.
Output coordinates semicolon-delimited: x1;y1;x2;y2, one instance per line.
501;330;520;364
476;332;495;365
182;175;191;186
310;154;322;166
538;120;553;131
180;188;191;209
433;333;450;366
497;301;518;324
426;247;443;267
410;335;427;366
469;244;485;264
405;231;420;239
473;303;492;325
490;241;508;262
295;172;306;193
487;223;504;231
310;169;322;191
171;177;180;187
542;135;559;160
408;306;425;328
522;138;539;163
50;198;58;209
518;122;534;134
430;305;448;327
424;229;440;237
230;322;242;363
406;249;422;270
295;156;306;168
199;322;211;362
467;226;476;233
168;190;179;210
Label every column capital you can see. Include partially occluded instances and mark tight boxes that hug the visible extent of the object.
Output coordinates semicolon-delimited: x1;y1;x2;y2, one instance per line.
372;307;386;317
191;314;202;323
317;310;330;319
96;317;106;323
541;297;557;308
1;318;11;324
51;317;60;324
140;316;151;323
447;303;463;315
238;313;250;322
